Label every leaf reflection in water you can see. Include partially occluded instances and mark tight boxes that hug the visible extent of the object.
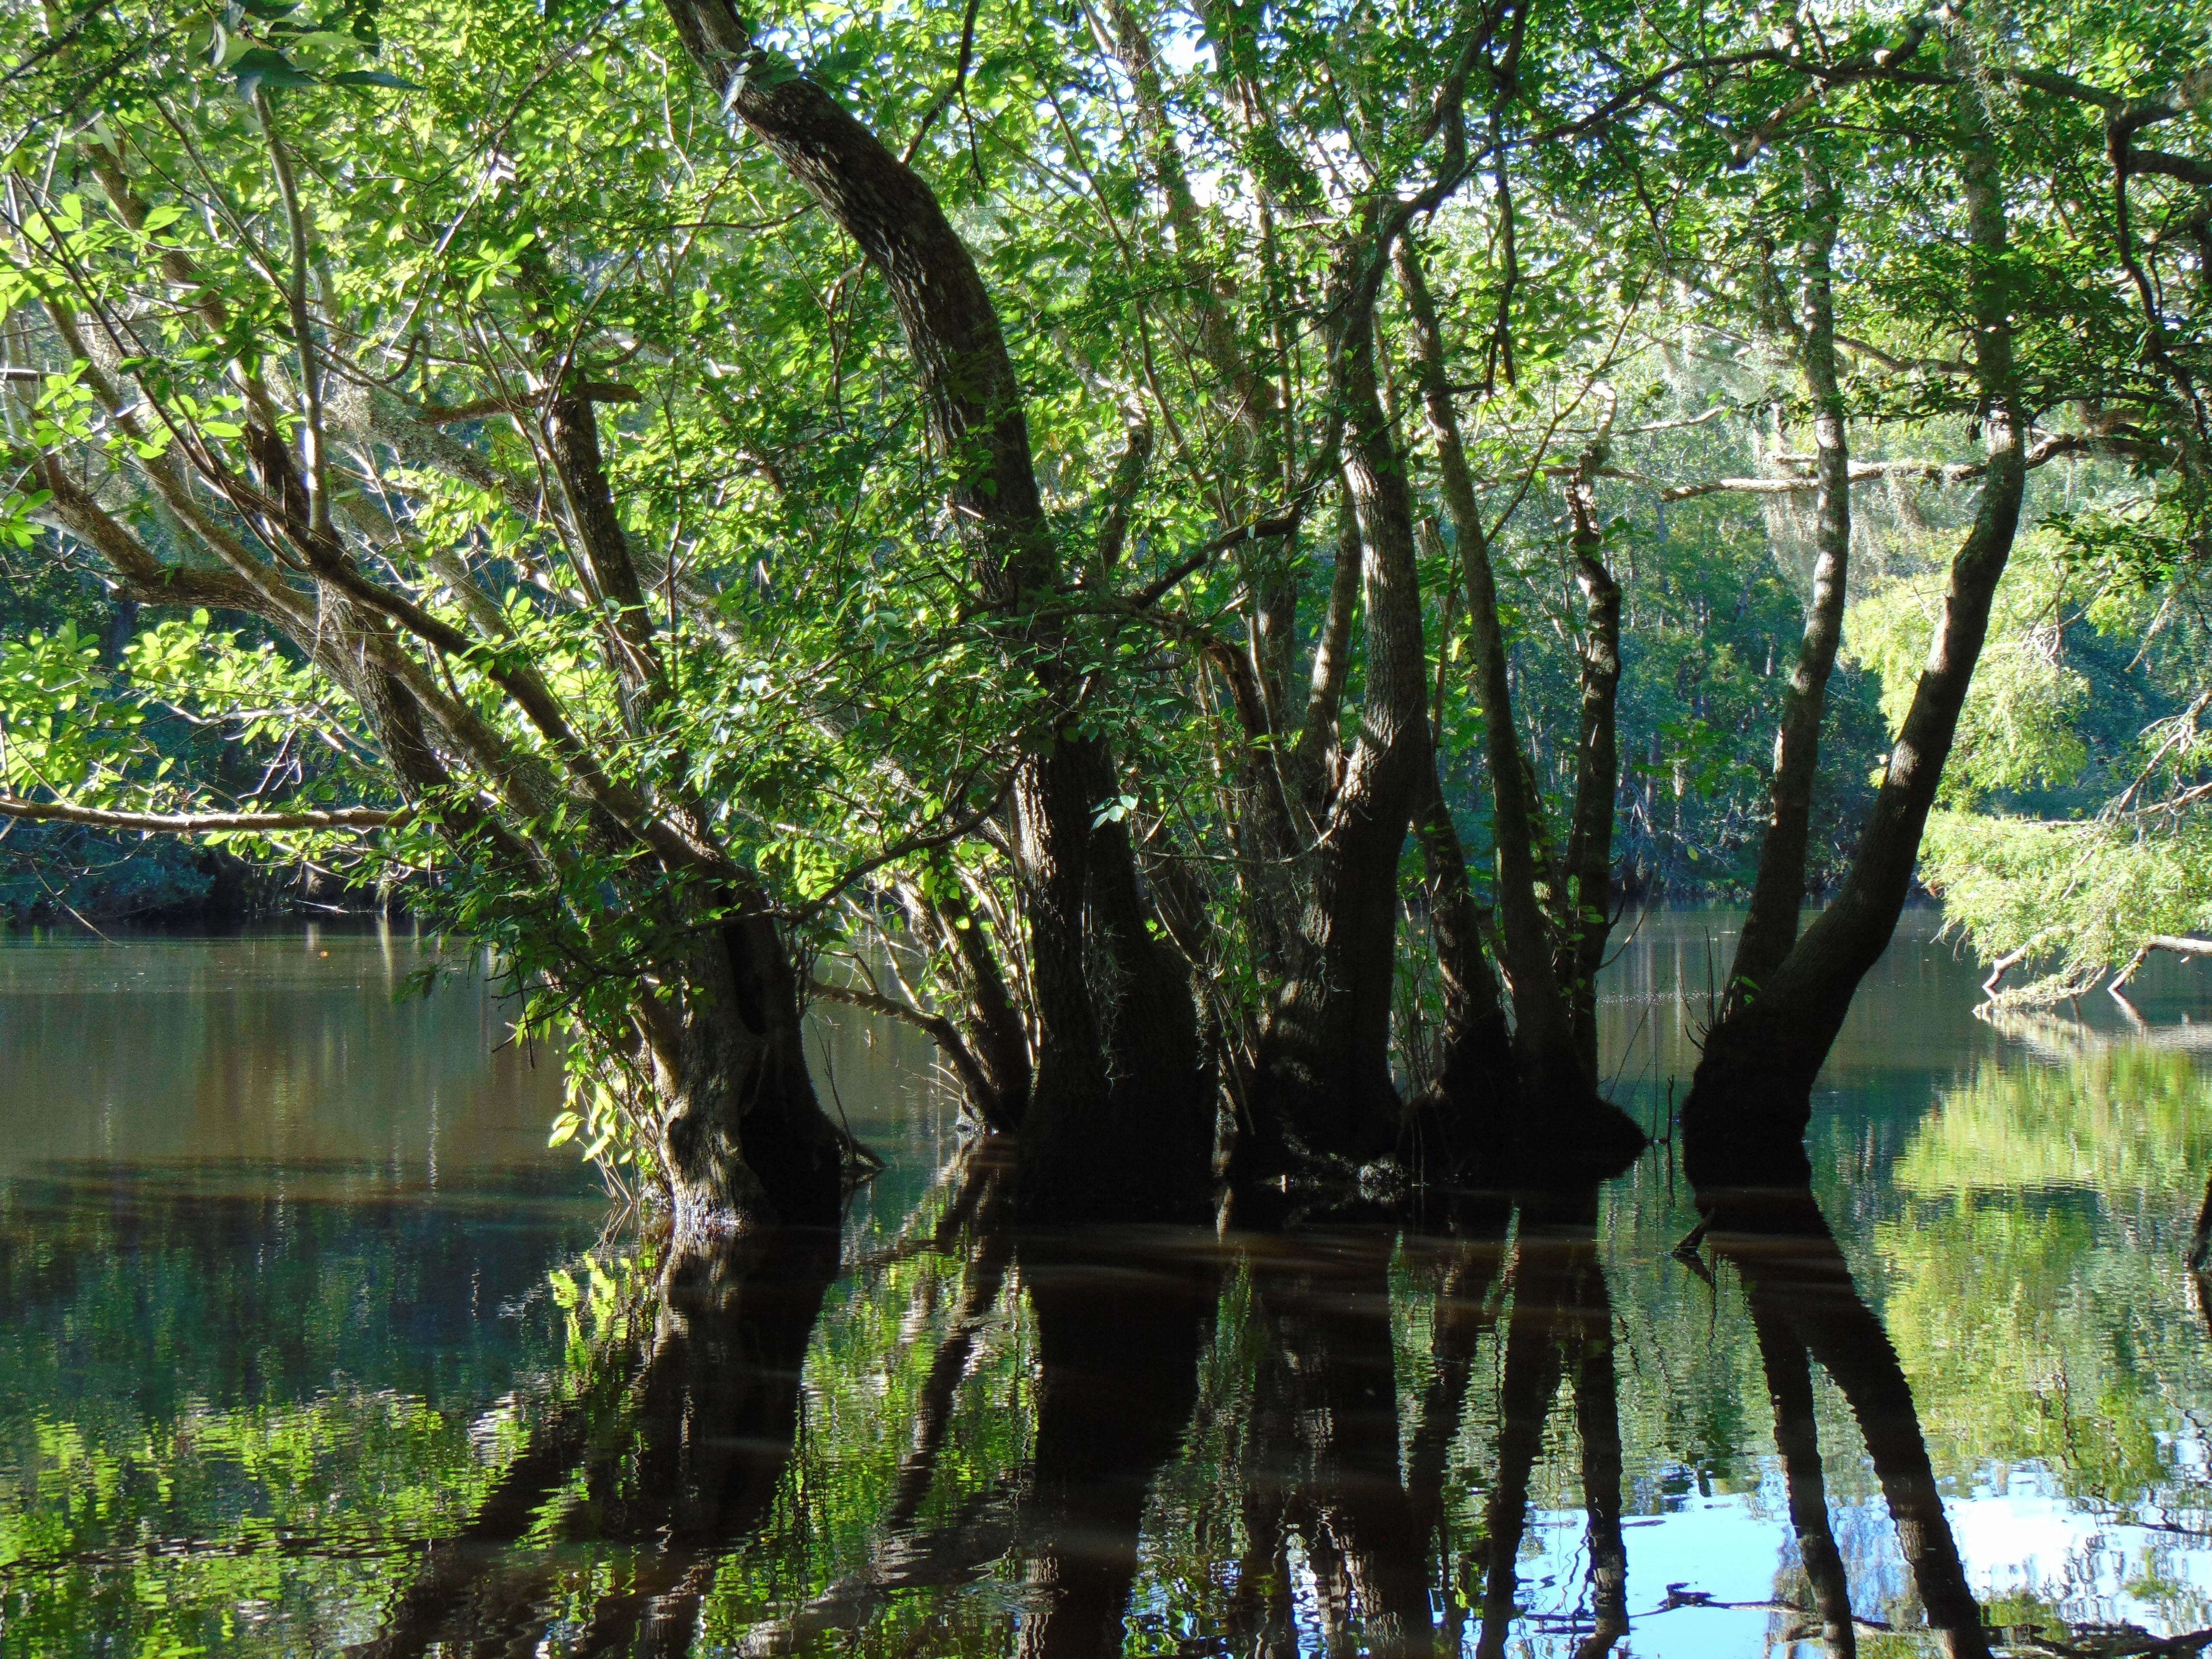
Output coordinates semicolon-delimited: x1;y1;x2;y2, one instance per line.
304;1163;1993;1659
14;926;2212;1655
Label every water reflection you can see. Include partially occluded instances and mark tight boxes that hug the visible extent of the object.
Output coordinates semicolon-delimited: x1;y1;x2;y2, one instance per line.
1698;1187;1990;1658
1019;1226;1213;1656
324;1168;1994;1658
8;918;2212;1655
1228;1222;1448;1657
1480;1185;1624;1659
352;1228;839;1658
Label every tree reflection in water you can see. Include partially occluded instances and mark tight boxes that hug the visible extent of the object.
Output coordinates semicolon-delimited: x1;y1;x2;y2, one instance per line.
316;1145;2010;1658
1697;1182;1992;1659
1477;1182;1627;1659
349;1226;841;1659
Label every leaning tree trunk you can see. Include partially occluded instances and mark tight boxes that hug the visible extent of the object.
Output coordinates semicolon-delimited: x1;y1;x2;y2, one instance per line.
1684;77;2027;1174
1252;287;1432;1167
1727;155;1853;1012
660;0;1206;1218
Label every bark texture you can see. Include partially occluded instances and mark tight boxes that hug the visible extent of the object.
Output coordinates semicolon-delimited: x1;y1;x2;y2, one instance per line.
1395;240;1577;1095
1409;752;1517;1164
1559;463;1622;1083
1729;157;1853;1007
656;904;850;1234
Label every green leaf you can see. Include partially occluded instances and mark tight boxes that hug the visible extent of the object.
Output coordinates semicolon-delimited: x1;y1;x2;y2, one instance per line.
329;68;421;90
233;48;317;99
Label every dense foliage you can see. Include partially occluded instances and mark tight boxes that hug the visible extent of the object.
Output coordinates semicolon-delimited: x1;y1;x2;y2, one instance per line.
1;0;2209;1206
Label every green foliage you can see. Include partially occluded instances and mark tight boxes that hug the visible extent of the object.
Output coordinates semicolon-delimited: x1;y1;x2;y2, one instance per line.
1879;522;2212;994
1849;532;2092;805
0;0;2208;1162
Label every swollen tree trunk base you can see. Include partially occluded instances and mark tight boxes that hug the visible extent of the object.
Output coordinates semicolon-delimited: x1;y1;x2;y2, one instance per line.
1678;1044;1822;1194
1506;1085;1650;1188
658;914;851;1239
1018;811;1215;1223
1248;1017;1413;1179
1680;943;1866;1194
1015;1035;1214;1222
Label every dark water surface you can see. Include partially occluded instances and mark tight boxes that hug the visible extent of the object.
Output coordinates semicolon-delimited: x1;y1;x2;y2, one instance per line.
3;913;2210;1655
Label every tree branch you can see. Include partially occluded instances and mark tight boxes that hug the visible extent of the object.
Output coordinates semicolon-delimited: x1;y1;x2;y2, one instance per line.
0;796;401;833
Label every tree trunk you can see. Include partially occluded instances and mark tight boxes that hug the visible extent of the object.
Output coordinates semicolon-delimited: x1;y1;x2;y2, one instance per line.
881;876;1031;1133
1729;156;1852;1009
656;897;850;1235
1253;295;1431;1166
1685;79;2027;1165
1559;489;1621;1084
1394;240;1577;1096
1103;0;1315;977
660;0;1205;1217
1410;753;1517;1165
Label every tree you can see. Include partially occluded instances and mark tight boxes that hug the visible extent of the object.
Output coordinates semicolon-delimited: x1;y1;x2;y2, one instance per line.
4;0;2205;1209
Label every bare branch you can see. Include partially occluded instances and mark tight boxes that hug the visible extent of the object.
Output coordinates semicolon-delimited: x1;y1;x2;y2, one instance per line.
0;796;401;834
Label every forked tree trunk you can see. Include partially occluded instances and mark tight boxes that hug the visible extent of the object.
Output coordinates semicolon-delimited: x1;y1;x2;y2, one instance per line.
899;877;1033;1131
1103;0;1310;968
661;0;1206;1217
1394;241;1579;1099
1253;295;1431;1165
1686;81;2027;1168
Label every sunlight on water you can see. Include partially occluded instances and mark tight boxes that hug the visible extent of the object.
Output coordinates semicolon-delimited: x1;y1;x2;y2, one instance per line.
2;911;2210;1656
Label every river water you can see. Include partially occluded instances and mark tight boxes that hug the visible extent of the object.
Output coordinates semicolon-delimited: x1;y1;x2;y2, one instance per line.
0;912;2208;1656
